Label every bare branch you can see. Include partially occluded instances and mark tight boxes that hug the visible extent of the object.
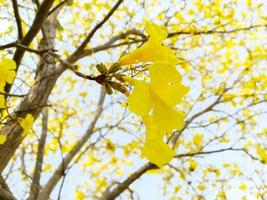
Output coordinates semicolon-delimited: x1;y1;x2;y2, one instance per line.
28;107;49;200
68;0;124;63
174;147;248;158
37;88;106;200
0;41;54;55
11;0;23;39
79;29;146;60
168;24;267;37
170;94;223;146
100;163;157;200
48;0;69;16
0;186;16;200
0;91;26;98
0;175;16;200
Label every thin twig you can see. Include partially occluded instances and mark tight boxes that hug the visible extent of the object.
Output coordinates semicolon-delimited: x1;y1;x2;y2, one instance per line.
11;0;23;39
68;0;124;62
28;107;49;200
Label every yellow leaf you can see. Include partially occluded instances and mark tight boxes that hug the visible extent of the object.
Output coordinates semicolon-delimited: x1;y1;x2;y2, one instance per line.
0;57;16;109
128;80;153;116
0;94;5;109
193;133;203;147
217;191;226;200
119;23;180;65
239;183;248;191
219;137;229;143
197;183;206;191
153;99;185;132
18;114;34;136
256;146;267;164
0;57;16;84
189;159;197;171
149;62;189;107
175;185;182;192
142;139;175;168
75;190;85;200
0;134;6;145
142;118;176;167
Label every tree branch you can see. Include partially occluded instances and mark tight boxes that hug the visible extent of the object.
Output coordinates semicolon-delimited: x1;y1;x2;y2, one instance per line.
68;0;124;63
100;163;157;200
0;175;16;200
0;187;16;200
28;107;49;200
37;88;106;200
11;0;23;40
5;0;55;95
175;147;246;158
0;41;54;55
0;1;64;174
168;24;267;37
48;0;69;16
79;29;146;60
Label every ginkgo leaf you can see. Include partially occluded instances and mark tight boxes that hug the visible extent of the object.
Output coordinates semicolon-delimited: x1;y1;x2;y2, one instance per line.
142;118;175;167
193;133;203;147
18;114;34;136
239;183;248;191
127;81;153;116
256;146;267;164
119;23;180;65
75;190;85;200
142;138;176;168
0;95;5;109
152;99;185;132
0;134;6;145
149;62;189;106
145;21;167;41
0;57;16;84
189;159;198;171
0;57;16;109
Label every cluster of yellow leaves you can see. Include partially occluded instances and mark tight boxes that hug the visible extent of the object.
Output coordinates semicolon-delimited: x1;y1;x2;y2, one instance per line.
0;57;16;145
119;23;189;167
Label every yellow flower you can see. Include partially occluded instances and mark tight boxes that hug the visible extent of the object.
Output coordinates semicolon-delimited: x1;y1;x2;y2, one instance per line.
119;22;180;65
142;117;176;167
125;62;188;132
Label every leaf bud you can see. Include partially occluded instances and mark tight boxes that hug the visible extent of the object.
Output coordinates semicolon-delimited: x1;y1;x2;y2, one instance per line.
104;83;113;95
109;81;128;94
108;63;121;74
96;63;108;74
114;73;125;82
